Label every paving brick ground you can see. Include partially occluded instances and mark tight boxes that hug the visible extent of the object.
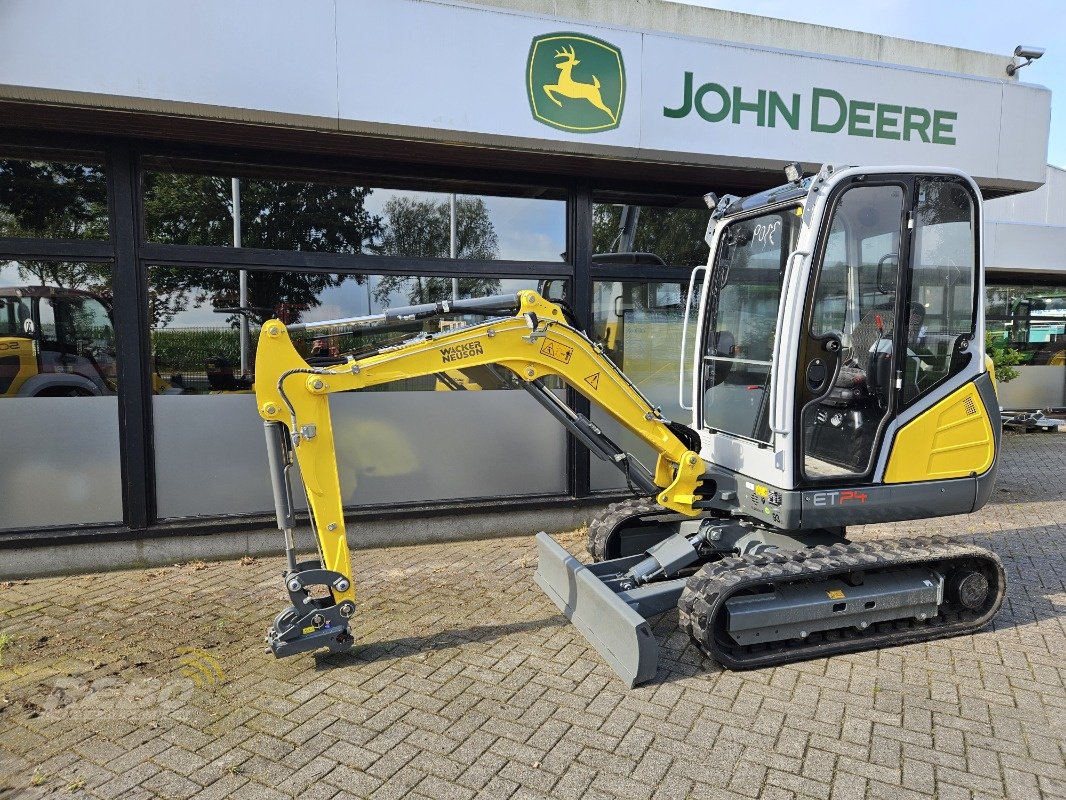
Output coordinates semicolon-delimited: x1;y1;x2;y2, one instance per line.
1;431;1064;800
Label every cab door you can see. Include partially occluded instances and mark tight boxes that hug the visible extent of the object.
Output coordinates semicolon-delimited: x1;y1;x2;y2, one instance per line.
796;173;982;486
796;178;910;483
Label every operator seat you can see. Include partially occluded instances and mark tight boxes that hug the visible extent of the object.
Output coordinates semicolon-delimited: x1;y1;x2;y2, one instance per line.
831;306;894;407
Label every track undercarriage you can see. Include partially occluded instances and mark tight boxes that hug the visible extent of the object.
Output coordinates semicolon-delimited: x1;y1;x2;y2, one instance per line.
536;500;1005;686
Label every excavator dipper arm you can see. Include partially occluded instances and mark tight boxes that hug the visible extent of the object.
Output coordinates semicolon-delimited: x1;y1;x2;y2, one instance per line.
253;291;706;658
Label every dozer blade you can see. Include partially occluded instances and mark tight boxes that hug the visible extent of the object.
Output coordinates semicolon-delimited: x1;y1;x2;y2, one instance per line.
533;532;659;688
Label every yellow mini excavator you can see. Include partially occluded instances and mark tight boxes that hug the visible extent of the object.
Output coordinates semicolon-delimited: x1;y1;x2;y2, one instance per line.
253;164;1004;686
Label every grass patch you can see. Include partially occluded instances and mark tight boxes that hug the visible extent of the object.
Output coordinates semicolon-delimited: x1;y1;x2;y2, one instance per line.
0;632;11;667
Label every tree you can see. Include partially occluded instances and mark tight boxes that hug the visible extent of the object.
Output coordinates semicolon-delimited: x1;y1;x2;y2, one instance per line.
372;196;500;306
985;332;1023;383
592;204;709;267
7;260;111;296
0;160;108;240
142;173;382;253
1;165;386;328
0;159;113;296
141;173;385;326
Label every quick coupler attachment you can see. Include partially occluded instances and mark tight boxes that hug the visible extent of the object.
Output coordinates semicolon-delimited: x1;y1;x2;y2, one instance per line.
267;561;355;658
534;529;707;687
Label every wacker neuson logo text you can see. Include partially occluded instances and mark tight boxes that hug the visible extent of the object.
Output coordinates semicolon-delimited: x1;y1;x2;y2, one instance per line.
440;341;485;364
664;72;958;145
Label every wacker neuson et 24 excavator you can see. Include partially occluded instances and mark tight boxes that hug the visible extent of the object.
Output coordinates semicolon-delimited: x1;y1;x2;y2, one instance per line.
253;164;1004;687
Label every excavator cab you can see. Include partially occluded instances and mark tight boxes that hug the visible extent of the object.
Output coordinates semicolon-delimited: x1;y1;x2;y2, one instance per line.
690;166;992;504
0;287;117;397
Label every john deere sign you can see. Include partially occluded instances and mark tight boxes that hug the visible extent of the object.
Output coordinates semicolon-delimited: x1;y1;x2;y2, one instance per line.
5;0;1046;190
527;32;625;133
663;73;959;145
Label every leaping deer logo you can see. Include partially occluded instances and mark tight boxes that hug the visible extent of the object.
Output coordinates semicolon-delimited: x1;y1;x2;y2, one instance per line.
526;33;625;133
544;45;616;124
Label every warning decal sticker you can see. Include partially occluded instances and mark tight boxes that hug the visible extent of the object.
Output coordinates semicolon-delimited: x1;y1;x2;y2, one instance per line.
584;372;600;390
540;338;574;364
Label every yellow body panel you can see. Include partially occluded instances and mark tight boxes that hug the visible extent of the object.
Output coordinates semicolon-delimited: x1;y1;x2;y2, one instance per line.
0;336;38;396
884;381;995;483
983;354;996;390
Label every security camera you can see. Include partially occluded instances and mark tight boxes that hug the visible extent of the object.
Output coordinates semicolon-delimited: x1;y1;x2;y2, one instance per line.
1014;45;1045;60
1007;45;1045;75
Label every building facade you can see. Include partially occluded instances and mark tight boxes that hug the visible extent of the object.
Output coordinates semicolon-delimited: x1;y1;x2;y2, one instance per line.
0;0;1055;543
984;165;1066;409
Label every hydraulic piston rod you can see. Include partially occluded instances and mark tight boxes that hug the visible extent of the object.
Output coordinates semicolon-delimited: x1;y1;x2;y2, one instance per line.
519;378;659;496
264;421;299;573
285;293;522;333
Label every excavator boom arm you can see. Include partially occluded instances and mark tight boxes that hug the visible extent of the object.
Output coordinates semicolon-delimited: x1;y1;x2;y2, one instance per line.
253;291;704;651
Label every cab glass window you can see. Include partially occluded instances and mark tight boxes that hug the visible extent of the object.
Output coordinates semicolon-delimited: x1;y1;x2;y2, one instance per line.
902;178;976;404
702;208;800;443
809;227;847;335
802;184;905;478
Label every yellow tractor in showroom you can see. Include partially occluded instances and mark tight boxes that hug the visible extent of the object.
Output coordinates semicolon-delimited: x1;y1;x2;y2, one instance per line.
0;286;117;397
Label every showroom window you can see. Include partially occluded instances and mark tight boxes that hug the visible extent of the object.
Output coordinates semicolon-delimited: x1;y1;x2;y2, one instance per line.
148;265;568;518
0;259;122;528
0;150;108;240
591;201;709;268
137;156;573;520
1;140;740;531
142;159;566;262
987;284;1066;366
147;267;554;393
587;197;708;490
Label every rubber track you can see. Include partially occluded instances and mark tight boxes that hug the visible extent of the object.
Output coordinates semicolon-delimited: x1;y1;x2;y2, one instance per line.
586;497;686;561
678;536;1005;670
